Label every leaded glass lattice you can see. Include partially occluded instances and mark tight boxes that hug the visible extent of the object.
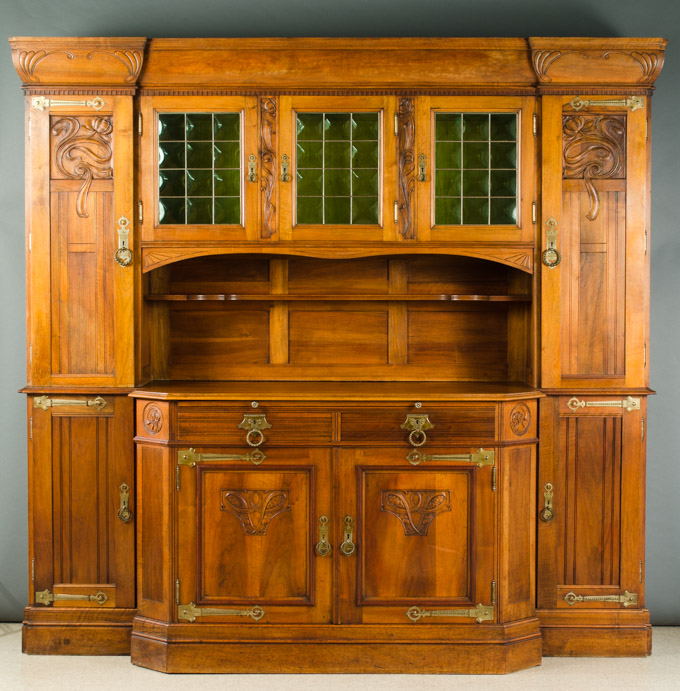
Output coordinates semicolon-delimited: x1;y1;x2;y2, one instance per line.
158;113;241;225
296;112;380;225
434;113;517;225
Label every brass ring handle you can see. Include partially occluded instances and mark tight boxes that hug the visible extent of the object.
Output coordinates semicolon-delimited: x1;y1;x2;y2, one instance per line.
400;414;434;448
408;429;427;447
339;515;355;556
114;247;133;267
315;515;332;556
245;429;264;447
117;483;132;523
247;154;258;182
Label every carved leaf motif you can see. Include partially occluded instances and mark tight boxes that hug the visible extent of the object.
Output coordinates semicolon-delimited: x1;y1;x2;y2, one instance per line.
397;98;416;239
381;489;451;536
17;49;74;82
260;98;277;238
487;252;533;271
532;50;562;82
220;489;290;535
509;403;531;436
52;116;114;218
563;115;625;221
629;51;659;82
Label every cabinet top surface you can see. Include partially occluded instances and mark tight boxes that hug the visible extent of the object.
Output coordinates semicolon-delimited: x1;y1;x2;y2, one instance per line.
129;380;543;401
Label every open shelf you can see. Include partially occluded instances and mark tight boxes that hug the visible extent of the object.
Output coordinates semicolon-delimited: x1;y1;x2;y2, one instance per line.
145;293;532;302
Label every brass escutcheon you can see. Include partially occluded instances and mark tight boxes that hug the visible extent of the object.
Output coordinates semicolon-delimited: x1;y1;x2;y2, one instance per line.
400;414;434;447
340;515;355;556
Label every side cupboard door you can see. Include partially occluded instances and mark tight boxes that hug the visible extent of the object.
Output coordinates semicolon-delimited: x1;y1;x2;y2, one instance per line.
540;95;649;389
27;96;135;387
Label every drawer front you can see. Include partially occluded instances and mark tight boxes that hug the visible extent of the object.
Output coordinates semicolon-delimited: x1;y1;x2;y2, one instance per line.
175;403;333;445
339;405;497;444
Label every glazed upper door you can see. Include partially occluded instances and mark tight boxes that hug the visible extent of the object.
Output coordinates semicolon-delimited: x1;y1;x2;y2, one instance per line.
29;395;135;609
336;447;495;625
175;447;332;624
414;96;537;244
27;96;134;386
537;395;646;611
139;96;259;245
278;96;397;242
540;95;649;388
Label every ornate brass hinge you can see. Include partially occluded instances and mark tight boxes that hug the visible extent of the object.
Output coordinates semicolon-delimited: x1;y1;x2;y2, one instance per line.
406;603;493;623
177;447;266;468
32;96;106;111
564;590;637;607
177;602;265;622
406;448;494;468
569;96;644;112
35;589;108;606
567;396;641;413
34;395;107;411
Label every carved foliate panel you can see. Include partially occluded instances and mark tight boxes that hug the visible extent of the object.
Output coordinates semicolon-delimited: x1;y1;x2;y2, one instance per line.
563;115;626;221
396;97;416;239
220;489;290;535
260;97;277;238
381;489;451;536
51;116;113;218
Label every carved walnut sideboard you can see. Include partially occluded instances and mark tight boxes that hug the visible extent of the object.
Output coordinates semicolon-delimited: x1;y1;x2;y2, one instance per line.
9;36;665;673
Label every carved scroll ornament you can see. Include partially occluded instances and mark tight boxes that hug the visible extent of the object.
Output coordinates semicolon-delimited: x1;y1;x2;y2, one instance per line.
51;116;113;217
396;98;416;239
381;489;451;536
509;403;531;436
562;115;625;221
260;98;277;238
221;489;290;535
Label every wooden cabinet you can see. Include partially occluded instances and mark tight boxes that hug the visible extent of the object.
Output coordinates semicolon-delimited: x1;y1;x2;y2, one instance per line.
10;36;665;673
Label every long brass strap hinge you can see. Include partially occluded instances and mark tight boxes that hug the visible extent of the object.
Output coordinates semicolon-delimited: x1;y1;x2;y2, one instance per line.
178;447;266;467
406;448;494;468
406;603;493;623
564;590;637;607
569;96;644;111
34;395;107;411
567;396;640;412
177;602;265;622
31;96;106;111
35;588;108;606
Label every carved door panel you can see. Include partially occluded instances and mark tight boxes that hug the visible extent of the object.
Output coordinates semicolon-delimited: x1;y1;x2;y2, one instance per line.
336;447;495;625
541;95;649;388
29;395;135;609
537;395;646;610
175;447;331;624
139;95;259;246
27;96;134;387
278;96;397;242
414;96;537;246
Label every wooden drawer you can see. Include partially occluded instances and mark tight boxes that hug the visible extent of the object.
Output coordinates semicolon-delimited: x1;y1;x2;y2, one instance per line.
339;405;497;444
174;403;333;445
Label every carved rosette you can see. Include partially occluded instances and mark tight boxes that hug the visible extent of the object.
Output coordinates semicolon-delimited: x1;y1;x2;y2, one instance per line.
143;404;163;435
562;115;625;221
221;489;290;535
509;403;531;437
396;98;416;240
51;116;113;217
260;98;277;238
381;489;451;536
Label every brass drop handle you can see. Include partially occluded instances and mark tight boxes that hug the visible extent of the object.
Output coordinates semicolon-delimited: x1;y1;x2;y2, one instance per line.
34;395;107;411
417;153;427;182
114;215;133;267
542;217;560;268
117;483;132;523
400;413;434;447
339;515;355;556
280;153;291;182
238;413;272;447
247;154;258;182
540;482;555;523
315;515;332;556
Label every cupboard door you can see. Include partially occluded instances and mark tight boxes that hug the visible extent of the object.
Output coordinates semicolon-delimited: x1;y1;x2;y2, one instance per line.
537;396;646;610
541;96;648;388
140;96;259;244
28;97;134;387
278;96;397;242
336;447;495;624
175;447;331;624
29;395;135;609
415;96;537;243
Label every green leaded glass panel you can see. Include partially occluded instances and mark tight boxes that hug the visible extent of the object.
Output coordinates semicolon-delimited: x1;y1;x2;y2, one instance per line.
296;111;380;225
434;112;518;226
158;112;241;225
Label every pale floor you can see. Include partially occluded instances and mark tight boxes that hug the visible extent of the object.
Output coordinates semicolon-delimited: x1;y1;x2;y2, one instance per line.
0;624;678;690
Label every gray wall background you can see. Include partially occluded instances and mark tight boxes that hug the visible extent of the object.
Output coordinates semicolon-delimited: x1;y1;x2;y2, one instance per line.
0;0;677;624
